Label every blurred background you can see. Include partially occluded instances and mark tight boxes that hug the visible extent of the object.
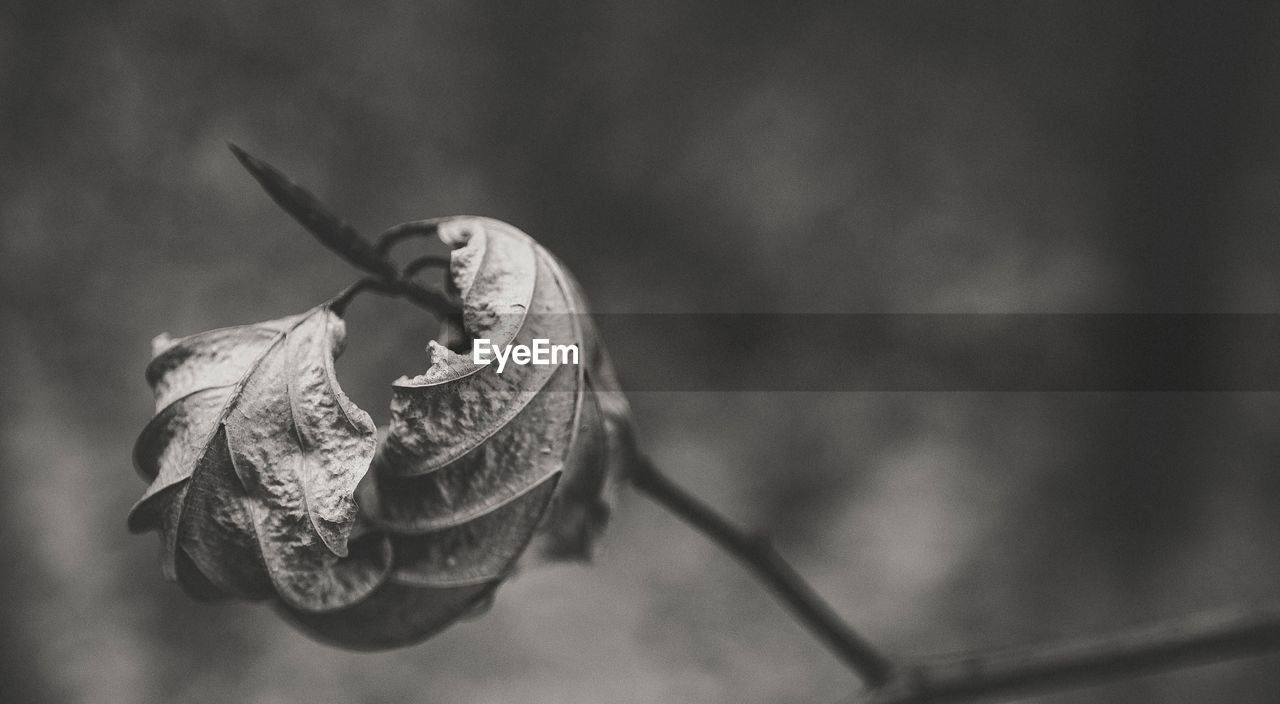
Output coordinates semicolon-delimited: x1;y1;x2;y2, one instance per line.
5;2;1280;702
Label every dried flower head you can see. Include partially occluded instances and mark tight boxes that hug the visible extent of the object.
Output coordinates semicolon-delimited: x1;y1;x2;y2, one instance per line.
129;212;632;649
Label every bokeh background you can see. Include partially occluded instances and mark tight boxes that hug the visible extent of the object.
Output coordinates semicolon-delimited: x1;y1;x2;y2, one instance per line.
5;2;1280;702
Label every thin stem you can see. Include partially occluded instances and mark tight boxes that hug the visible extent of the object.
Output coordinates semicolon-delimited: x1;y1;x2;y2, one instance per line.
630;455;1280;702
328;275;456;319
871;608;1280;703
329;277;394;316
398;280;460;317
401;253;453;279
375;218;448;257
630;455;895;688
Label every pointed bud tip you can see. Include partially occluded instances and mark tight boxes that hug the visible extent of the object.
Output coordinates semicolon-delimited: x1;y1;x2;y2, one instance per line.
226;142;270;176
226;141;250;163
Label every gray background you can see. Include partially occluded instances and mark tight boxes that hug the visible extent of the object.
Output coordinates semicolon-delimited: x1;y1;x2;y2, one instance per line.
4;2;1280;702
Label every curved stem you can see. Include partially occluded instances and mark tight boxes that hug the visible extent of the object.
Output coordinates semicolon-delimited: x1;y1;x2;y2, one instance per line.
401;253;453;279
328;276;456;319
329;277;394;316
375;218;448;257
630;453;1280;702
629;455;896;688
389;278;459;317
871;608;1280;703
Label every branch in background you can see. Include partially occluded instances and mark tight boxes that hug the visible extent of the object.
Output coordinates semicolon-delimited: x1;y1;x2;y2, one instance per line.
631;455;1280;703
869;608;1280;703
629;455;896;688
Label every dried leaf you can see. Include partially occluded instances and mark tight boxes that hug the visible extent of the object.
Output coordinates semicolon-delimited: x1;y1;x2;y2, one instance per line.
177;431;274;600
131;320;297;529
367;362;578;531
378;218;565;475
323;217;635;648
129;304;387;612
278;581;499;651
387;478;559;587
531;250;635;559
